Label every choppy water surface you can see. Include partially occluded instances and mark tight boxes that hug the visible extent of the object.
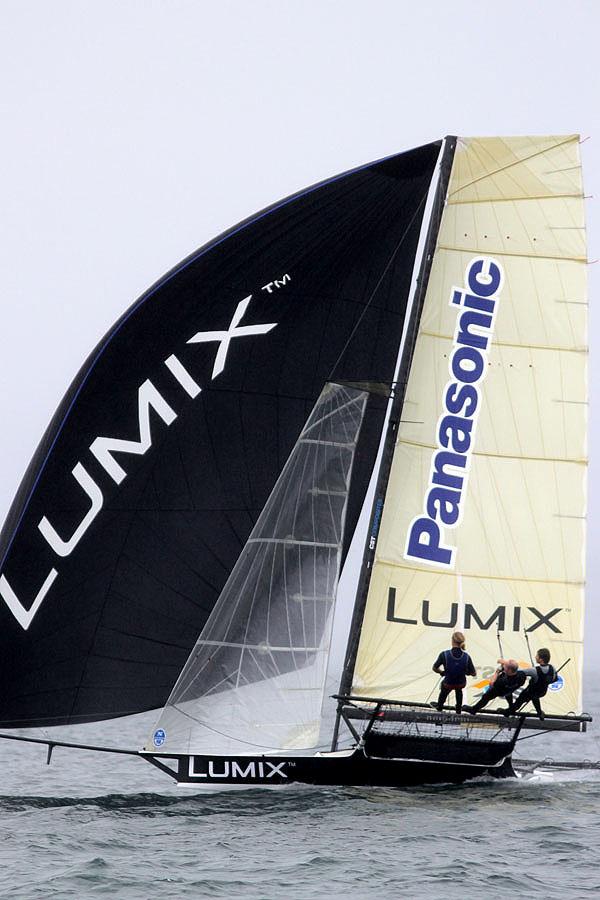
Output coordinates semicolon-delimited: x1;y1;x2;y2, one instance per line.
1;678;599;899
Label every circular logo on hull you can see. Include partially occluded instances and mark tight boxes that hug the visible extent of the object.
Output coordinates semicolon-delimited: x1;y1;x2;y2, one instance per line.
153;728;166;747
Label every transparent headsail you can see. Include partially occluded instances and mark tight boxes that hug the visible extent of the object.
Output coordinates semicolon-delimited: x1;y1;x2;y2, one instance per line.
148;383;368;754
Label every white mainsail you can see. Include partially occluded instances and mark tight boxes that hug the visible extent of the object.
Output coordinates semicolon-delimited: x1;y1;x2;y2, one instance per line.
352;135;587;717
148;383;369;754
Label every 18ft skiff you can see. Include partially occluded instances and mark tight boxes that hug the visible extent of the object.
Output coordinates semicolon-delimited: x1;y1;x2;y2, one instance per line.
0;135;592;787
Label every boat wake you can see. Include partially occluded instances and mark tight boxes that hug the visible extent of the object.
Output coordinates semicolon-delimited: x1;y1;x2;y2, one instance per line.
514;763;600;785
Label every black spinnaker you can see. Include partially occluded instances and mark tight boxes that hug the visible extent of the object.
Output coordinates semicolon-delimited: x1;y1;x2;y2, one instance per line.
0;142;440;727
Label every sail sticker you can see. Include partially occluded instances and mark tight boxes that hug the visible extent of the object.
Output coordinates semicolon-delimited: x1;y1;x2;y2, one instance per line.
405;257;504;569
385;592;563;633
153;728;166;747
548;675;565;692
369;497;384;550
188;758;288;780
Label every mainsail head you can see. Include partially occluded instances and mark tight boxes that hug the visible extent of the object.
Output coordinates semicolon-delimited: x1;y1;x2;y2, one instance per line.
148;383;370;754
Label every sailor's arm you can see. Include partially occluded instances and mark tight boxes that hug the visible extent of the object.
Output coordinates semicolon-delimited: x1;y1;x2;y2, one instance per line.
497;659;538;681
432;651;445;675
520;666;538;682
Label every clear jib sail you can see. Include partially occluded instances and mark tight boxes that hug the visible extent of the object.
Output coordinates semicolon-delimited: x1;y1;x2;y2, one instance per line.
148;383;369;754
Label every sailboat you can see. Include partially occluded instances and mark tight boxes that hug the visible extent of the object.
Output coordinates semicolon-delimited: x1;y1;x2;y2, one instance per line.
0;135;592;787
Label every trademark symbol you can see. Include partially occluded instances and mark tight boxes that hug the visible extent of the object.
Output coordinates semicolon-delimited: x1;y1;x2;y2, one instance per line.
261;273;291;293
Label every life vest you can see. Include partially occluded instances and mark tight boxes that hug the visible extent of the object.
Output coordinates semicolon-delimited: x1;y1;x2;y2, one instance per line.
495;670;526;695
529;664;556;698
443;649;470;687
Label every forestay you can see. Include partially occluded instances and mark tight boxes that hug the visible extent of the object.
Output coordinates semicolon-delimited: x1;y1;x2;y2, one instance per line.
150;383;369;754
352;136;587;716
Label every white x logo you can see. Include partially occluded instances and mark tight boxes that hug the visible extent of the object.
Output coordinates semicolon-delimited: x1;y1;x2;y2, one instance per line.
187;295;277;379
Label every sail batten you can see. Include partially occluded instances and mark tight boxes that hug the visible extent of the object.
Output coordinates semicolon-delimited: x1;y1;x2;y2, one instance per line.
396;438;587;465
448;194;585;205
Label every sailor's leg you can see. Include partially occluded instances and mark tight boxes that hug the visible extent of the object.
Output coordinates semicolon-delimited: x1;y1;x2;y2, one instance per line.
455;688;463;714
512;687;532;714
436;684;451;711
468;687;497;714
532;697;544;720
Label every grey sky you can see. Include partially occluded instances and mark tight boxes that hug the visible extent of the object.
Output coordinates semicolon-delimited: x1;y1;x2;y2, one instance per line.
0;0;598;654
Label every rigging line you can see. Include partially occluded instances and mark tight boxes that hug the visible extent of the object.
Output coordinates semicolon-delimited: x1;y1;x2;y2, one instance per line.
516;720;584;742
425;676;442;703
524;629;534;665
326;187;431;381
448;135;579;198
496;629;505;660
170;705;289;751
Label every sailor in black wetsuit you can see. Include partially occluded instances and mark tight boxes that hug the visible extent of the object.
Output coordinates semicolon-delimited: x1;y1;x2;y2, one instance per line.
432;631;476;713
504;648;556;720
466;659;526;715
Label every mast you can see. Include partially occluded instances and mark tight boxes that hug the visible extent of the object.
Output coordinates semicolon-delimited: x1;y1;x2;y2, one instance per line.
334;136;456;723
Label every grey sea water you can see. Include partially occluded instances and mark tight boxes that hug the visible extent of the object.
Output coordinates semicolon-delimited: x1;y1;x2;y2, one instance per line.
1;674;599;900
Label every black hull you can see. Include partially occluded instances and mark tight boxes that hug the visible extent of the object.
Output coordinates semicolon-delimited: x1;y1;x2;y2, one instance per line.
144;748;517;788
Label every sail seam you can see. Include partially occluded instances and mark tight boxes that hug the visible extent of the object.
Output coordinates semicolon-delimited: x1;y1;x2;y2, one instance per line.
373;559;585;587
437;245;586;263
447;193;584;205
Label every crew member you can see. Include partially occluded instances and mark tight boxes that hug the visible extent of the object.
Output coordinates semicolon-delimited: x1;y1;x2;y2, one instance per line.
465;659;526;715
432;631;476;714
503;649;556;720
